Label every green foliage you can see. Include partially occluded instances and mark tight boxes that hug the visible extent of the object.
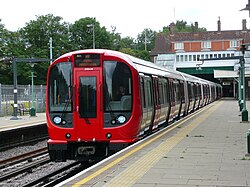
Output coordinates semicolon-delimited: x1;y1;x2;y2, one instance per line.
162;20;207;33
119;48;150;61
0;16;206;85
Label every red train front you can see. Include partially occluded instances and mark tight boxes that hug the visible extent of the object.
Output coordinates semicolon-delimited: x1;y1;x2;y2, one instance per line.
46;49;142;161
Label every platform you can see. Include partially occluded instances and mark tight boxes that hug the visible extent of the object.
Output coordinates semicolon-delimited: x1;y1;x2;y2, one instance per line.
57;99;250;187
0;113;46;131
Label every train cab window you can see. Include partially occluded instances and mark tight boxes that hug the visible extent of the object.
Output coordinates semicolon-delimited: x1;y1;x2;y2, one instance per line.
104;61;132;111
48;62;72;112
79;77;96;118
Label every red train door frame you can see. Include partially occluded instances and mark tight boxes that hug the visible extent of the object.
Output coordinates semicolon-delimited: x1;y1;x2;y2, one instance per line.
74;69;102;140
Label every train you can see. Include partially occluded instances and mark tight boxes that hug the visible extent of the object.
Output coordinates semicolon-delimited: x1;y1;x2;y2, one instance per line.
46;49;222;161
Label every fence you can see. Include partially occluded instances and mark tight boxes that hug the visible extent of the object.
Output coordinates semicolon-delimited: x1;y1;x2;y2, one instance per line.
0;84;46;117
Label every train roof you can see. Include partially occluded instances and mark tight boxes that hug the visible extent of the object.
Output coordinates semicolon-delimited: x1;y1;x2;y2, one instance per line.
54;49;221;87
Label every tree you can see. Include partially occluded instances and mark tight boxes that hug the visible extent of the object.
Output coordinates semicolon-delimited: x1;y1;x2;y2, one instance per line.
0;20;14;84
16;14;71;84
136;28;156;51
162;20;207;34
20;14;71;58
70;17;112;50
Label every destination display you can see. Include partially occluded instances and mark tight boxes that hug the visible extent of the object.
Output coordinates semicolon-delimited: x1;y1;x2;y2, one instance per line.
74;54;100;67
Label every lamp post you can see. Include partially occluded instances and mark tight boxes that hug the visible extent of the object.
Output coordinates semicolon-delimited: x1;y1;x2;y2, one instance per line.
11;58;18;120
49;37;53;64
240;44;248;122
29;63;36;117
87;24;95;49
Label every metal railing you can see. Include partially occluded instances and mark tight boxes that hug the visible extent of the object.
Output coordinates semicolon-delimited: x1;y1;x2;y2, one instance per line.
0;84;46;116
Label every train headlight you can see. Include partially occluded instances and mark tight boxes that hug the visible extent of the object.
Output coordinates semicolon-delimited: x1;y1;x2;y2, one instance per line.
53;116;62;124
117;115;126;124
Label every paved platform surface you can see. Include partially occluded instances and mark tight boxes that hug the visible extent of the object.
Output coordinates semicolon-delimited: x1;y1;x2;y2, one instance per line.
0;113;46;131
58;99;250;187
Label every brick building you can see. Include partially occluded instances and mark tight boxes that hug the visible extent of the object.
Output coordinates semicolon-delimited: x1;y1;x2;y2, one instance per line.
150;18;250;98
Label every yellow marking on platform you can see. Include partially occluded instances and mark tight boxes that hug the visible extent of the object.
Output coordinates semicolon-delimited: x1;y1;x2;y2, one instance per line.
72;101;223;187
105;101;223;186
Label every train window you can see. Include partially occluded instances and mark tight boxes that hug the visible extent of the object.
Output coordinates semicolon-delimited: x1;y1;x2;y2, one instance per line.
145;78;153;107
158;78;168;105
79;76;97;118
180;81;184;99
174;80;180;102
48;62;72;112
158;81;164;104
163;79;169;104
104;61;132;111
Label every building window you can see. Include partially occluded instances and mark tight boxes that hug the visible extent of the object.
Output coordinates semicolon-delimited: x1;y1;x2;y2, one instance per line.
180;55;184;61
201;41;211;49
174;42;184;50
230;40;239;48
176;55;180;62
193;55;197;61
189;55;192;61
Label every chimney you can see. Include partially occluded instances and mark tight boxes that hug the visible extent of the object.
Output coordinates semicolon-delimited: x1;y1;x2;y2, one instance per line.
169;22;175;34
217;17;221;32
242;19;247;31
195;22;198;30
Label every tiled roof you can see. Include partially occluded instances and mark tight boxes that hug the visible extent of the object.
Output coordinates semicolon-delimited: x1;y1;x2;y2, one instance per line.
169;30;249;42
151;29;250;55
151;33;171;55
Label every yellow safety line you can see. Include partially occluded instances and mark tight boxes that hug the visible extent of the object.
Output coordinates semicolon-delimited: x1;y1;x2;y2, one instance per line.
72;101;222;186
106;101;223;186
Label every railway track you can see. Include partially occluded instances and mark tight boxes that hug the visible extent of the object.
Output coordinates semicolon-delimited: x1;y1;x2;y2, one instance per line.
0;146;97;186
0;148;50;182
23;161;87;186
0;147;48;167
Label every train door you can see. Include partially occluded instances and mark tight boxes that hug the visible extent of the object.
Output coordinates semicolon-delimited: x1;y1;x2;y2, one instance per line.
168;79;175;122
179;81;185;117
152;76;161;130
187;82;195;113
139;75;154;134
139;75;147;135
75;70;102;140
158;78;169;126
199;84;204;108
173;79;181;119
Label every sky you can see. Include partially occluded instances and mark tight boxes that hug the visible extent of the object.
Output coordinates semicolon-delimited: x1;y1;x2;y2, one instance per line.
0;0;249;38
